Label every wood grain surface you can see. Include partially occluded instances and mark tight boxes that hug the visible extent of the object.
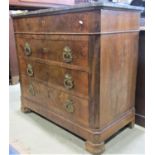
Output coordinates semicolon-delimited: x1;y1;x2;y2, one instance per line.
13;7;141;154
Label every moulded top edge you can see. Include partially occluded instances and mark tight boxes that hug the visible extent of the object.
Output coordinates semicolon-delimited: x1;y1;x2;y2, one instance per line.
11;2;144;18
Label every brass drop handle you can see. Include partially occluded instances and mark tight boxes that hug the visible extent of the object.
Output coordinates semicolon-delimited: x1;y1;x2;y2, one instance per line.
63;46;72;63
64;74;74;89
64;99;74;113
24;42;31;56
27;64;33;77
29;84;35;96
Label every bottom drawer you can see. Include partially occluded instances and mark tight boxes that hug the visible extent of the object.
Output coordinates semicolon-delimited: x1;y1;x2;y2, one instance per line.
21;75;89;127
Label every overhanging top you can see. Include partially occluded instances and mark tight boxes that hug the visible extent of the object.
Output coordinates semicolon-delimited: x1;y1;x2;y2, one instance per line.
11;2;144;18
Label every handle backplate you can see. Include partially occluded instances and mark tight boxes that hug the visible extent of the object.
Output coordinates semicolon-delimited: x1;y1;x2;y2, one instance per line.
64;99;74;113
63;46;72;63
27;64;33;77
29;84;35;96
64;74;74;89
24;42;31;56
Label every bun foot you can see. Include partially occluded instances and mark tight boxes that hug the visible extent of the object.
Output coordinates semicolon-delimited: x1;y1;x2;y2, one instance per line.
21;106;31;113
85;141;105;154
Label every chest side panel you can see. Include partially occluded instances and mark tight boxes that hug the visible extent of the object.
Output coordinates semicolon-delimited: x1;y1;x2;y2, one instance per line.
100;32;139;127
99;10;140;128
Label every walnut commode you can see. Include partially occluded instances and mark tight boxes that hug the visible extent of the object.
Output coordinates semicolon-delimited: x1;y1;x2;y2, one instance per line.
12;3;142;154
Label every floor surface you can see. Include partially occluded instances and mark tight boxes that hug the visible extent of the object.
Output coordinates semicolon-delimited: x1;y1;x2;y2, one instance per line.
9;84;145;154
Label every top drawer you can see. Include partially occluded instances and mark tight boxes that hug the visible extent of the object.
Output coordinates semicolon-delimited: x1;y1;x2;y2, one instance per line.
13;11;100;33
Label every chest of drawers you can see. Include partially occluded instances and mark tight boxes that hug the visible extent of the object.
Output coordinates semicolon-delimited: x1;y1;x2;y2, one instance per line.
12;3;142;154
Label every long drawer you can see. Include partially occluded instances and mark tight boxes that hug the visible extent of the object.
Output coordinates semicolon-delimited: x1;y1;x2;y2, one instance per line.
19;57;88;97
21;75;89;127
13;11;100;33
15;35;89;68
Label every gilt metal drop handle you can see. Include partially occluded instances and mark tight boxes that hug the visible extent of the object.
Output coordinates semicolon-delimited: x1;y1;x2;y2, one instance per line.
29;84;35;96
27;64;33;77
64;74;74;89
24;42;31;56
64;99;74;113
63;46;72;63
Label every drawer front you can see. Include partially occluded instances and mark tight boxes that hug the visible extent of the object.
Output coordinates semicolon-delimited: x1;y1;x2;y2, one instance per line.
16;36;88;68
19;57;88;97
14;11;100;33
21;76;89;127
